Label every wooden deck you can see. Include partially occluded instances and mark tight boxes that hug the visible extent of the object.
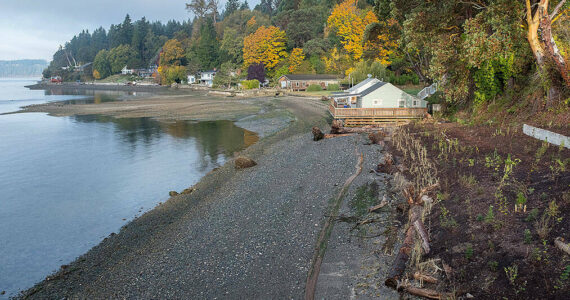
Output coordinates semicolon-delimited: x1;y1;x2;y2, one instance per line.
328;103;427;126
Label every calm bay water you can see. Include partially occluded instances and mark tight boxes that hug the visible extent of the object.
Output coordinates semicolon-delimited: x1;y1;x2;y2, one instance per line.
0;79;258;297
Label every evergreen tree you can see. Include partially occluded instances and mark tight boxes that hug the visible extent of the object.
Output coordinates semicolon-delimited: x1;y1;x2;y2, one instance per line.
195;18;219;70
224;0;240;17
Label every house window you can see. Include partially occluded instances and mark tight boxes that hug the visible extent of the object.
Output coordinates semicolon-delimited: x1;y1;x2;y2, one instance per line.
413;100;418;106
374;100;378;105
296;82;299;87
399;100;405;108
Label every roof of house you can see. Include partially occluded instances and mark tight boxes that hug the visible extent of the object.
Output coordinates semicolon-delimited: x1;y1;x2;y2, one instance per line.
359;81;387;97
281;74;341;81
332;79;387;98
347;77;379;93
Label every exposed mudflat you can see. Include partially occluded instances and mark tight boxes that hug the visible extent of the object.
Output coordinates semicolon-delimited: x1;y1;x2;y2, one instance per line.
16;93;262;122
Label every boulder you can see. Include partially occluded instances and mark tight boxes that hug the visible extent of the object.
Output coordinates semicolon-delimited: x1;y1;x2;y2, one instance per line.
181;187;195;194
169;191;179;197
235;156;257;169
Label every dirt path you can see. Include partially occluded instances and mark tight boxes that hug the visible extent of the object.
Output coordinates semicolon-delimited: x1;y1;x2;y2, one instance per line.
305;149;363;300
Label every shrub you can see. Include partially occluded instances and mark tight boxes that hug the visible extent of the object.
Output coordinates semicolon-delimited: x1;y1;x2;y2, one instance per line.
241;79;260;89
327;83;340;91
306;84;323;91
307;84;323;92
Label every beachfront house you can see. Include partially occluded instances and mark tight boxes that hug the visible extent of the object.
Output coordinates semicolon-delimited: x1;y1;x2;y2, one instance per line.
200;71;216;87
121;66;134;75
187;75;196;84
133;68;156;78
331;77;427;109
328;76;428;126
278;74;341;91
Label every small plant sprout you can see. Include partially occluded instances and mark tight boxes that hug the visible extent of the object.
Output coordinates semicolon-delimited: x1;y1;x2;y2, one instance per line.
484;205;495;224
489;260;499;272
465;244;474;260
525;208;539;222
523;229;532;244
440;206;458;228
505;264;518;285
515;191;527;213
561;265;570;281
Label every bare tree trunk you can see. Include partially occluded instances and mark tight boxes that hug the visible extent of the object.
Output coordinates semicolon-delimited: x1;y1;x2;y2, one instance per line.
527;0;570;90
527;0;547;66
540;7;570;86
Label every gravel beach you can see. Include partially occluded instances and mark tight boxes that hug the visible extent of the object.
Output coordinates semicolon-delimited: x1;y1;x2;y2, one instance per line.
18;95;378;298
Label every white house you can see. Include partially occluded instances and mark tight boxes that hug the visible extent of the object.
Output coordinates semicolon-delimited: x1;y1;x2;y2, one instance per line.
121;66;134;75
200;71;216;87
187;75;196;84
331;77;427;109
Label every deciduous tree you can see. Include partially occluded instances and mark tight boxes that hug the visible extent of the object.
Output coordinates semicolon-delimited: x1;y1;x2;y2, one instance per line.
327;0;378;61
288;48;305;73
243;26;287;71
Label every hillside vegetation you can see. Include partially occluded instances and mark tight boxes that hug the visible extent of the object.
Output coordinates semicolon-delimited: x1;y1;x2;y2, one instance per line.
44;0;569;120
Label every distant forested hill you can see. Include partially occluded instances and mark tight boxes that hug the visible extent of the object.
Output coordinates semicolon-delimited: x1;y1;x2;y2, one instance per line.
0;60;48;77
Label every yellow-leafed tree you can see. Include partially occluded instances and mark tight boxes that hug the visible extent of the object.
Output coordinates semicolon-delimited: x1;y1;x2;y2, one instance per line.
92;69;101;80
327;0;372;61
327;0;396;63
159;39;186;85
243;26;287;71
288;48;305;73
159;39;185;67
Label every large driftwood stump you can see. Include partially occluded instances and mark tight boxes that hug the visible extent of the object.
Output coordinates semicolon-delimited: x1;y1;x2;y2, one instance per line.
330;119;344;134
375;153;397;174
312;127;325;141
368;131;386;144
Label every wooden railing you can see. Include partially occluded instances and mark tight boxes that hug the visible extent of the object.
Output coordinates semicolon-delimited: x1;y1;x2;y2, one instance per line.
329;103;427;119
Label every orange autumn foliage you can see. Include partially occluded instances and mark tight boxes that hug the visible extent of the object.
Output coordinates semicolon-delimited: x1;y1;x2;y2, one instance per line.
288;48;305;73
243;26;287;71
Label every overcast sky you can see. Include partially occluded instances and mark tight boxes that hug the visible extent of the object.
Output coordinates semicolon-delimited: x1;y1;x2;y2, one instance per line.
0;0;255;61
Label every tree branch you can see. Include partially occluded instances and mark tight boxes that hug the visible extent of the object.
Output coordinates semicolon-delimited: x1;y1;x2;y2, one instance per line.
550;0;567;19
526;0;535;25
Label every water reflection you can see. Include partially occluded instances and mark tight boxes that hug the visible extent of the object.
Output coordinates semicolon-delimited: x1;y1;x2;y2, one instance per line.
0;112;258;297
72;115;259;170
43;89;149;104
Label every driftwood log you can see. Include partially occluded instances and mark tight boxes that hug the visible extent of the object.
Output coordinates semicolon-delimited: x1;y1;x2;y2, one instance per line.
330;119;385;134
399;283;451;300
413;272;438;284
555;237;570;255
385;183;437;289
385;204;424;288
313;127;356;141
414;219;430;254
